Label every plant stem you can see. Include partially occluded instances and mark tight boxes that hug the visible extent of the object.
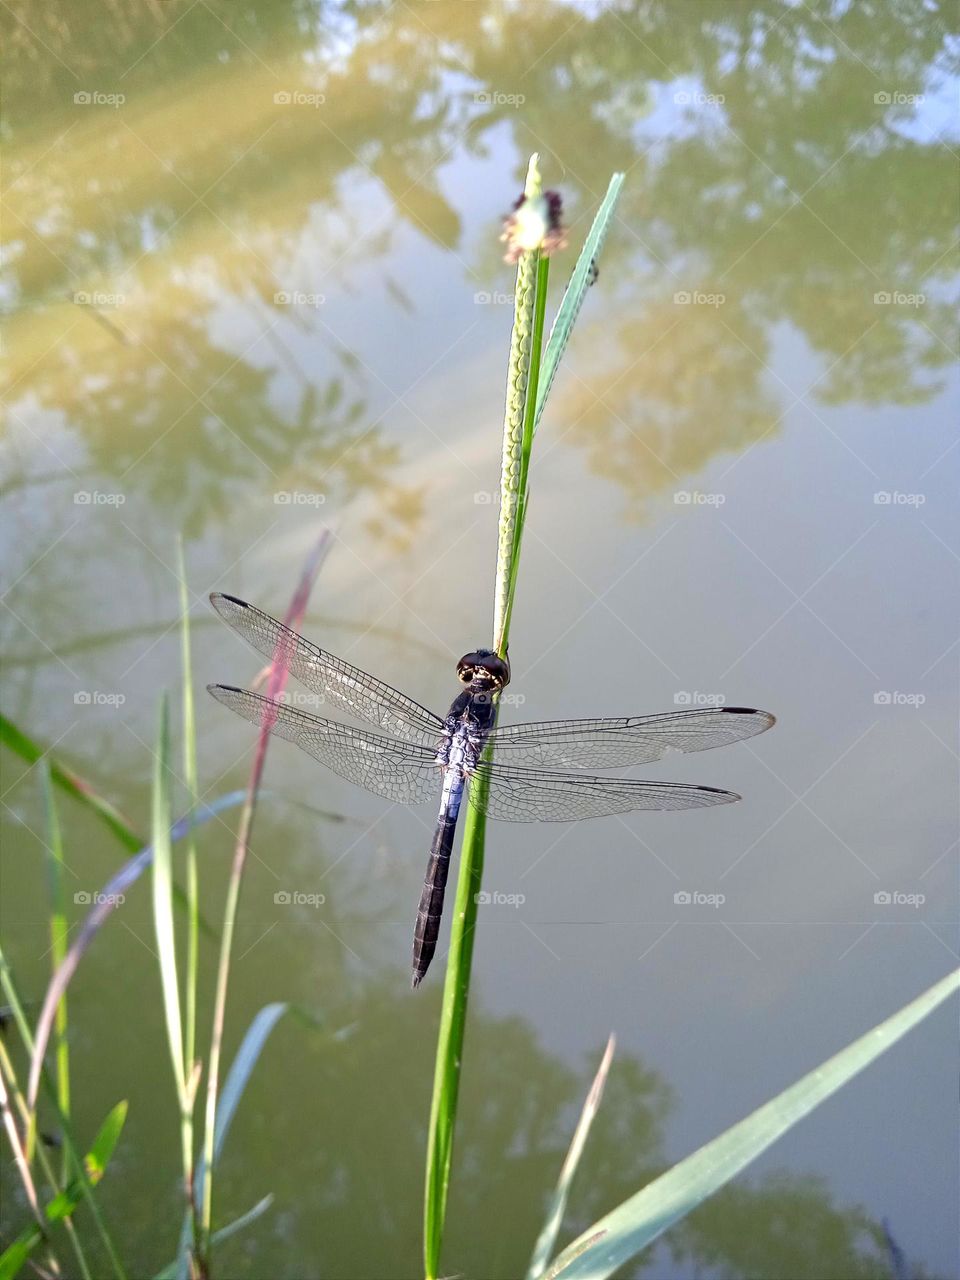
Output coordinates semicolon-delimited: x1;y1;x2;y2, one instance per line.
423;152;548;1280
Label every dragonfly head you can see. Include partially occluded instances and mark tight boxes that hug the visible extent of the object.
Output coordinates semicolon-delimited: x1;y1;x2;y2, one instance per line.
456;648;511;691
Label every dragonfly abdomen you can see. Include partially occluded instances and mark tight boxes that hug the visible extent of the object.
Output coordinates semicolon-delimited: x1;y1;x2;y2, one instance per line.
412;771;465;988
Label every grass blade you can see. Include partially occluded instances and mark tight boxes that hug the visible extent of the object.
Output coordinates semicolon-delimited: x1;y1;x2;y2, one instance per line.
176;541;202;1263
199;530;332;1261
151;694;186;1105
27;790;246;1110
152;1196;275;1279
38;762;71;1179
424;160;624;1280
534;173;624;434
0;950;126;1280
424;155;548;1280
546;969;960;1279
213;1003;289;1165
177;541;200;1090
0;1100;128;1280
526;1035;616;1280
194;1003;292;1217
1;713;141;851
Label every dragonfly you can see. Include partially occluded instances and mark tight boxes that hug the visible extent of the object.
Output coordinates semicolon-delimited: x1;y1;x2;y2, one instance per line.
207;593;775;987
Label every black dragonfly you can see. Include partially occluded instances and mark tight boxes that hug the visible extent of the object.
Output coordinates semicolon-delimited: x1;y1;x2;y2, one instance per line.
207;594;775;986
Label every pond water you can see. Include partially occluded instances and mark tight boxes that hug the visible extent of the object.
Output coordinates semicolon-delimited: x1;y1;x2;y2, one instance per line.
2;3;957;1277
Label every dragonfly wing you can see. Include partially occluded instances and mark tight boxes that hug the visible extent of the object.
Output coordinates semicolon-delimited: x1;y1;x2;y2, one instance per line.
488;707;775;770
210;593;444;746
470;762;739;822
208;684;439;806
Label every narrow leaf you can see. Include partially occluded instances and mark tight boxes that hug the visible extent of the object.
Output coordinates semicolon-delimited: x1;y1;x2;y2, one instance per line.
1;713;141;850
151;695;185;1104
526;1035;616;1280
45;1100;128;1218
152;1196;275;1280
534;172;624;434
547;969;960;1280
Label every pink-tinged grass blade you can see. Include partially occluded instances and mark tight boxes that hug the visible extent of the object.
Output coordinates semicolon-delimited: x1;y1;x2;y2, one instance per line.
198;529;333;1260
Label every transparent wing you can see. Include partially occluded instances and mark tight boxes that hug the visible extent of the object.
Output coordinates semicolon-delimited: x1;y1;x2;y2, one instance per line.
210;593;443;746
488;707;775;770
208;684;440;806
470;762;739;822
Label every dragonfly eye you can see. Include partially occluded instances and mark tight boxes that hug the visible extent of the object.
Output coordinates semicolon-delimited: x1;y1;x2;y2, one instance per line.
456;649;511;688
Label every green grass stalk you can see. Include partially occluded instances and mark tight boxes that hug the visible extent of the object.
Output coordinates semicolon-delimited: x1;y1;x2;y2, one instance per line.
177;543;202;1258
39;762;71;1183
423;153;549;1280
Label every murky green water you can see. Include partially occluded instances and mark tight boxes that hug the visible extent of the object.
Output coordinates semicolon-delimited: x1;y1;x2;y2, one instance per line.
2;3;957;1277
